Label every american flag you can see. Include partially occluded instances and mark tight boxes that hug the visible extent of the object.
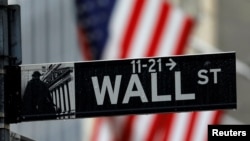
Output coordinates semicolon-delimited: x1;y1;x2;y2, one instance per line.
75;0;223;140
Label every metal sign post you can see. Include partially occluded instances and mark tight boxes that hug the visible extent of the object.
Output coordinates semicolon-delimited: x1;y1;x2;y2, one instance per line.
1;1;22;140
6;52;237;123
0;0;10;141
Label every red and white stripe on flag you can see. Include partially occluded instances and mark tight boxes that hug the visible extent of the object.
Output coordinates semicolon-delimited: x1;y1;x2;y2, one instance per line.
88;0;223;141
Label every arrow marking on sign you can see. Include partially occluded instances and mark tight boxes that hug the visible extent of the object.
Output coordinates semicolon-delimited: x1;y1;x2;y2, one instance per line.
165;58;176;71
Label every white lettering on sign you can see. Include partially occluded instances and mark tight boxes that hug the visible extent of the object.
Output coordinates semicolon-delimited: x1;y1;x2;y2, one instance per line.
122;74;148;104
175;71;195;100
197;68;221;85
130;58;175;73
151;73;171;102
91;75;121;105
91;71;195;105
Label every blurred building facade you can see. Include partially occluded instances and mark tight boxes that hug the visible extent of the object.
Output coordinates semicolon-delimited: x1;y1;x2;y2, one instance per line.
8;0;250;140
176;0;250;124
216;0;250;124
